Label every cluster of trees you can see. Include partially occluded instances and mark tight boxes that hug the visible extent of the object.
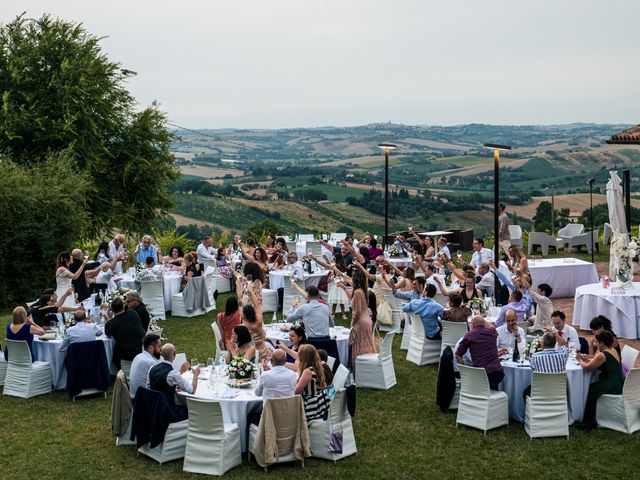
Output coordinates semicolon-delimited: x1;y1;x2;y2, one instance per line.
171;178;244;197
293;188;328;202
532;201;570;232
0;15;178;305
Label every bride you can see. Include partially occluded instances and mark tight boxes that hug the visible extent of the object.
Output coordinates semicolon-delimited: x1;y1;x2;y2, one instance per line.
55;251;88;307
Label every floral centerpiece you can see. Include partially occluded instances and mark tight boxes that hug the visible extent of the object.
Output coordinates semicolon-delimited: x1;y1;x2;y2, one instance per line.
610;229;639;285
147;318;165;339
227;353;255;381
388;245;404;257
467;297;486;315
523;337;542;359
107;286;133;302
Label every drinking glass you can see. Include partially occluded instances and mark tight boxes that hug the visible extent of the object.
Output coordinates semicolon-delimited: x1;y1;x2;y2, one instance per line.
207;358;214;368
191;358;199;369
246;274;253;283
307;249;312;257
456;250;463;260
49;321;57;333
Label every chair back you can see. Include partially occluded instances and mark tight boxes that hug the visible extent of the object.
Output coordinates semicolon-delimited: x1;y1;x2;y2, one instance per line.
121;360;133;378
211;321;223;358
623;368;640;410
173;353;187;371
379;330;396;359
286;242;297;255
621;345;640;372
382;289;402;328
200;258;217;270
441;321;468;349
204;268;215;305
332;233;347;242
186;397;225;438
5;339;31;367
409;312;425;340
458;364;490;398
530;372;567;405
65;340;110;397
433;292;449;308
328;388;348;426
332;364;350;389
298;234;314;242
140;280;165;320
508;225;522;239
148;328;163;338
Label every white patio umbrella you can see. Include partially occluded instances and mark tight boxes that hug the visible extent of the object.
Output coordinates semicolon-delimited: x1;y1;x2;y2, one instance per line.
607;171;628;278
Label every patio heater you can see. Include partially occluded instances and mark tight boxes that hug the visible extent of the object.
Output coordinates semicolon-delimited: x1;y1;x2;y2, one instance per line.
377;142;397;249
483;143;512;303
588;178;595;264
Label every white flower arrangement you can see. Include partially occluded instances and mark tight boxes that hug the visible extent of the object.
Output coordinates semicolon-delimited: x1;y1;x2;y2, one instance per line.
107;286;134;302
610;229;639;284
389;245;402;257
227;353;255;380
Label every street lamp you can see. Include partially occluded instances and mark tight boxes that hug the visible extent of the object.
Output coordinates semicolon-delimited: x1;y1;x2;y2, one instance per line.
587;177;595;264
483;143;512;303
544;186;555;236
377;142;397;249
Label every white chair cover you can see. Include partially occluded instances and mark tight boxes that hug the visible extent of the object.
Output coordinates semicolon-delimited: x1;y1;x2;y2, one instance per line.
508;225;523;248
456;364;508;434
261;289;278;313
282;276;297;313
120;360;133;379
211;321;223;360
400;312;411;351
382;289;403;333
433;293;449;308
406;313;441;366
3;339;52;398
596;368;640;434
332;364;350;390
138;419;189;464
621;345;639;372
204;268;216;313
0;354;6;386
524;372;569;438
182;397;242;475
355;330;397;389
298;234;314;242
308;388;357;462
305;241;323;258
171;278;207;318
440;321;468;355
140;280;165;320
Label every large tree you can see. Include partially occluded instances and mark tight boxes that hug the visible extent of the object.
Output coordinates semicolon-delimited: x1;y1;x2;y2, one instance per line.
0;13;179;234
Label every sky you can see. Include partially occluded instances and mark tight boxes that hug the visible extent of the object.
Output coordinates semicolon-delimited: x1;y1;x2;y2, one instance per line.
3;0;640;129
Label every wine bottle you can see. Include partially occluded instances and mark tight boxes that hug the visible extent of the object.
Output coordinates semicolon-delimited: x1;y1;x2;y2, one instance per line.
512;339;519;363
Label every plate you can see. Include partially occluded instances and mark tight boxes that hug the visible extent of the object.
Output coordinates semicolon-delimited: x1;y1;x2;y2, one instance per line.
279;323;293;332
226;378;253;388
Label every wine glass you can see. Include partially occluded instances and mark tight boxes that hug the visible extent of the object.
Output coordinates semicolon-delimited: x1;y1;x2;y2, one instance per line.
49;320;57;333
307;248;312;257
191;358;199;370
456;250;463;260
246;274;253;283
408;224;413;232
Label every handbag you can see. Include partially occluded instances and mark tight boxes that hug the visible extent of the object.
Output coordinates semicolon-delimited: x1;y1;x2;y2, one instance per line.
328;425;343;454
377;301;393;326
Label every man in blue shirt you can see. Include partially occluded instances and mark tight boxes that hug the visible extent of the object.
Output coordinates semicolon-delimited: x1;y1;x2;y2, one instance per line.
402;284;444;339
384;275;425;301
134;235;158;265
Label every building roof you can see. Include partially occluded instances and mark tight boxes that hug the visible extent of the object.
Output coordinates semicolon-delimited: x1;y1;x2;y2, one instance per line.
606;125;640;144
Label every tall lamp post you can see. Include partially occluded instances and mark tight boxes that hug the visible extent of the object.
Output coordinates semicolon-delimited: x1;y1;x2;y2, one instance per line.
588;177;595;264
377;142;397;249
484;143;512;303
544;186;555;236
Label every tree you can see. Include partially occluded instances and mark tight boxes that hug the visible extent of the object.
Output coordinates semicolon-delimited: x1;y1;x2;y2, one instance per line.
0;14;179;234
533;201;552;232
293;188;328;202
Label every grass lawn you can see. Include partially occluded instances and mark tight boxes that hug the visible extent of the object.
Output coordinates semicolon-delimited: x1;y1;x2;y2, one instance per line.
0;290;638;479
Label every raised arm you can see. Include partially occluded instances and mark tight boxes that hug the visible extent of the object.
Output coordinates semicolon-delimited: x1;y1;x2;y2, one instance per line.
311;255;332;270
289;279;309;300
247;286;263;324
345;243;365;264
355;260;376;280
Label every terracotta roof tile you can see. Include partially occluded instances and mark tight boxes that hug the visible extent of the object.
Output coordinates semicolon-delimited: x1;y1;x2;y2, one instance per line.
606;124;640;144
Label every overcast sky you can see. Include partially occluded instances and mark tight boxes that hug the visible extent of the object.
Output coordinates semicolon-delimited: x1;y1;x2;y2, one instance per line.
3;0;639;129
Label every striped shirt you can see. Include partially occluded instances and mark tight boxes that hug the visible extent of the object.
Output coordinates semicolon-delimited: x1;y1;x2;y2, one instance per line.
530;346;569;373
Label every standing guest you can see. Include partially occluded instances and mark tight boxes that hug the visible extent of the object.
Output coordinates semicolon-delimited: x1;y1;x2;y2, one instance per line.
313;253;349;319
495;290;527;327
104;297;145;370
236;262;264;307
522;332;570;400
264;233;278;256
4;306;45;361
437;238;451;259
338;270;376;367
456;315;504;390
367;238;384;260
133;235;159;265
249;247;270;286
55;251;89;307
240;286;271;362
402;284;444;340
96;261;121;291
162;245;184;270
179;253;202;292
148;343;198;422
226;325;256;362
69;249;99;302
295;344;330;422
108;234;127;273
498;203;511;251
387;275;426;301
319;238;355;268
128;333;161;399
255;349;297;399
59;310;103;354
125;291;151;332
94;241;110;263
576;331;624;430
196;236;216;264
589;315;621;356
442;294;472;324
277;325;308;366
434;272;483;303
548;310;580;350
496;309;525;354
470;238;493;269
270;237;290;265
285;286;331;339
216;296;241;351
393;233;413;256
506;245;529;276
476;263;496;298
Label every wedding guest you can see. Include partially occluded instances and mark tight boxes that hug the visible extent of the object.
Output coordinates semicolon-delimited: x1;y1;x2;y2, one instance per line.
162;245;184;270
264;233;278;256
240;286;270;362
108;234;127;273
434;272;483;303
285;286;331;339
104;297;145;370
437;238;451;258
402;284;444;340
496;310;525;355
134;235;158;265
124;290;151;332
589;315;621;356
216;296;241;350
338;270;376;367
549;310;579;350
313;253;349;319
522;332;569;400
387;275;426;301
70;249;99;301
277;325;308;365
495;290;527;327
128;333;161;399
255;349;296;399
179;253;202;292
442;293;472;324
4;306;45;361
476;263;496;298
250;247;270;285
295;344;330;422
55;251;89;306
196;236;216;264
94;241;110;263
30;288;80;327
316;348;334;385
456;315;504;390
506;245;529;276
96;260;120;291
368;238;384;260
226;325;256;362
135;256;163;283
498;203;510;251
237;262;263;307
393;233;412;256
216;245;234;278
469;238;493;269
59;310;102;354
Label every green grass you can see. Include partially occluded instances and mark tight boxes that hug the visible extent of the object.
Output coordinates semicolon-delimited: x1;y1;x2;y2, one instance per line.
0;287;637;479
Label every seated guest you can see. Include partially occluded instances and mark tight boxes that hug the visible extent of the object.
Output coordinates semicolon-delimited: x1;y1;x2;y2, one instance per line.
124;291;151;332
133;235;159;265
216;296;241;350
128;333;161;399
277;325;308;368
135;256;163;283
295;344;330;422
495;290;527;327
402;284;444;340
30;288;80;327
275;252;304;280
162;244;184;270
476;263;495;298
522;332;569;399
196;236;216;265
549;310;579;350
215;243;234;278
285;286;331;339
589;315;621;356
60;310;102;354
96;261;121;291
4;306;45;361
496;309;525;355
104;297;146;370
470;238;493;269
576;331;624;430
443;293;472;324
521;276;553;332
456;315;504;390
226;325;256;362
179;253;202;292
147;343;198;422
255;349;297;399
367;238;384;260
316;348;334;386
270;237;290;265
387;275;426;301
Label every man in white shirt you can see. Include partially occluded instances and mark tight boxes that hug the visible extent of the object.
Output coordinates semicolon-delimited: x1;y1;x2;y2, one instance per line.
550;310;580;350
108;234;127;274
196;236;216;264
476;263;495;297
96;261;120;291
255;350;296;400
470;238;493;269
128;333;161;399
496;309;526;355
437;237;451;258
60;311;103;354
284;252;304;281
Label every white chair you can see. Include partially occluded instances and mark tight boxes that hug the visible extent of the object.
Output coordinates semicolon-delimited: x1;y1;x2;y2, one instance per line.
508;225;523;248
382;289;403;334
332;233;347;242
332;364;350;389
0;351;7;386
138;419;189;464
171;277;208;318
172;353;187;371
298;234;314;242
433;292;449;308
211;321;223;360
456;364;508;434
308;388;357;462
524;372;569;439
120;360;133;379
3;340;52;398
400;312;412;351
566;229;599;254
557;223;584;244
621;345;640;372
326;356;336;370
305;241;323;258
355;330;397;389
406;313;441;366
286;241;298;256
139;280;165;320
204;267;217;313
527;232;564;256
282;276;297;313
182;397;242;476
596;368;640;434
603;222;613;246
261;288;278;313
200;258;216;271
440;321;468;355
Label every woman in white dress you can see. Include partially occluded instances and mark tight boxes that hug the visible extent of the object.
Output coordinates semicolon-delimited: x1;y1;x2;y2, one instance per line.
312;254;349;320
55;251;88;307
354;260;393;327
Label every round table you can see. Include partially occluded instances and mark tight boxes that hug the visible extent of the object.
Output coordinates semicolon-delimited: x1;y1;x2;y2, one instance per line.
499;356;593;424
180;368;262;451
574;282;640;339
387;257;412;268
268;270;330;291
32;335;114;390
116;273;183;312
263;324;350;366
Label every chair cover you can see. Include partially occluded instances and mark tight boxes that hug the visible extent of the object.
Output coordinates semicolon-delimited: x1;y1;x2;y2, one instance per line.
308;388;357;461
456;364;508;434
406;313;441;366
524;372;569;438
140;280;165;320
596;368;640;434
3;339;52;398
355;330;397;389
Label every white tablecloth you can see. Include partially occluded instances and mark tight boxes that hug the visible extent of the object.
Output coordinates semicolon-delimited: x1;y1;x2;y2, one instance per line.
263;324;350;366
499;357;593;424
32;335;114;390
574;283;640;339
268;270;330;291
528;258;598;298
116;273;183;311
387;257;412;268
180;369;262;451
